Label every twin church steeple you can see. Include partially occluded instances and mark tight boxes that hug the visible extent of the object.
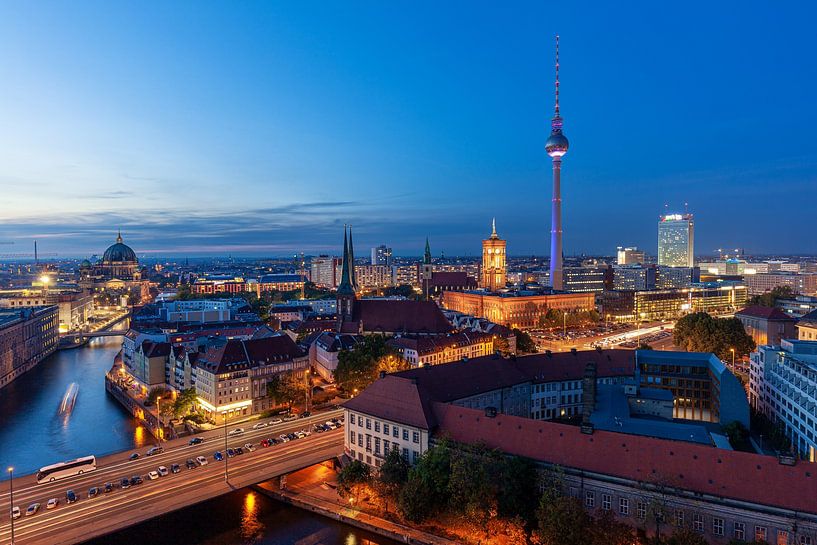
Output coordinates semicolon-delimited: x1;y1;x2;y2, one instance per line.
336;225;358;322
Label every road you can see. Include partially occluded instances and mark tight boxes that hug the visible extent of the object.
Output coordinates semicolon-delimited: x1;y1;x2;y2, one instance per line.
0;410;345;545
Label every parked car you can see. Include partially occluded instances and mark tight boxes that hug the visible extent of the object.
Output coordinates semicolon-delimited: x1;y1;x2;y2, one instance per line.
269;418;282;425
260;439;271;448
244;443;256;452
147;471;159;480
146;446;164;456
226;448;235;458
188;437;204;445
170;464;181;474
130;475;143;486
104;482;114;493
10;506;21;519
228;428;244;436
88;487;100;498
120;478;131;489
25;503;40;516
157;466;169;477
186;459;197;469
283;415;297;422
214;451;224;461
196;456;208;466
66;490;78;504
278;434;290;443
46;498;59;510
252;422;268;429
234;447;244;455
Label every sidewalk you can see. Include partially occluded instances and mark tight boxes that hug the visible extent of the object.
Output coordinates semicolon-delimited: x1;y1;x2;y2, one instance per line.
254;466;459;545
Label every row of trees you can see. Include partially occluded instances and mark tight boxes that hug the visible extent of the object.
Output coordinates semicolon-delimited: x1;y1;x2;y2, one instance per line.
673;312;756;360
334;335;408;393
338;440;731;545
538;309;600;330
749;285;793;307
146;386;198;420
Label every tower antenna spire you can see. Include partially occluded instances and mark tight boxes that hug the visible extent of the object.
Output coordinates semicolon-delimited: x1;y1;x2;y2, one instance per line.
554;34;560;118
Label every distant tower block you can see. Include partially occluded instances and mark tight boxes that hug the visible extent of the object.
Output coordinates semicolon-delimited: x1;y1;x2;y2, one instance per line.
546;35;569;290
481;218;507;292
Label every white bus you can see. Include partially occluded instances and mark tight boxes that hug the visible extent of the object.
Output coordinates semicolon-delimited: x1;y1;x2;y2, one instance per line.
36;456;97;484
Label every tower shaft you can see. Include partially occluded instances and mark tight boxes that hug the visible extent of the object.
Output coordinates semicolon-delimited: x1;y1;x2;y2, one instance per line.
549;157;563;290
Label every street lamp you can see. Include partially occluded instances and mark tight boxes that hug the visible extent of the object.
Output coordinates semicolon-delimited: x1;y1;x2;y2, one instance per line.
222;411;229;484
730;348;736;368
304;369;311;413
8;466;15;545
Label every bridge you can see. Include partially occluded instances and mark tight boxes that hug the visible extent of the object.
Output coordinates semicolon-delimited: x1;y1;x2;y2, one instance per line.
60;330;126;340
0;410;345;545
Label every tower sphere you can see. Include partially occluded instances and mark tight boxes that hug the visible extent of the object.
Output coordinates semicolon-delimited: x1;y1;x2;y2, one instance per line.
545;132;569;157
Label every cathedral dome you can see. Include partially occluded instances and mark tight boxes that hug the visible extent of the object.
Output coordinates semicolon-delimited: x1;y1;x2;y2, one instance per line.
102;233;137;263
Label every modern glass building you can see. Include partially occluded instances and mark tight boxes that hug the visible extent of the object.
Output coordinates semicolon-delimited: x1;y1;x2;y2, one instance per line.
658;213;694;267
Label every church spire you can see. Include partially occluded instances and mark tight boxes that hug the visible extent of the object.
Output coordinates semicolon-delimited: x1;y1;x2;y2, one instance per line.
116;229;123;244
491;218;498;239
348;225;357;291
423;237;432;265
337;225;354;295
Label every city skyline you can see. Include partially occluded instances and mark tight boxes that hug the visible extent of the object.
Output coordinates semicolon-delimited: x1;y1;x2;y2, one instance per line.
2;3;817;257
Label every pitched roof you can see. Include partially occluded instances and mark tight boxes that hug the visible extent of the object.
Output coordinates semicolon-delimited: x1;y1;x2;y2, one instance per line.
433;402;817;515
195;335;305;374
344;375;437;429
800;309;817;327
141;340;171;358
350;299;452;334
736;305;794;321
388;331;494;355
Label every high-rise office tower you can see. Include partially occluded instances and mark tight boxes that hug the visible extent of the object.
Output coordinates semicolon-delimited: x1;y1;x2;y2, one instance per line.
371;245;392;267
658;213;694;267
617;246;645;265
480;218;507;292
546;35;569;290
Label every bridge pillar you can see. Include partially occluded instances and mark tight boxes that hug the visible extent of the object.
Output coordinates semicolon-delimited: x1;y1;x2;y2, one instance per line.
279;474;287;490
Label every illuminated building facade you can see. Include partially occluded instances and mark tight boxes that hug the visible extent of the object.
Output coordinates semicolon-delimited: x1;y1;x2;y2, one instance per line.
0;305;59;389
602;282;748;322
563;265;612;293
480;219;507;291
744;272;817;296
310;255;342;288
441;289;594;329
658;213;694;267
370;245;392;267
388;331;494;368
616;246;645;265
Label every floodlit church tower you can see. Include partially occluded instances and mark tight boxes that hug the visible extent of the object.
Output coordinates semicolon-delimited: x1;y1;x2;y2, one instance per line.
545;35;569;291
481;218;507;292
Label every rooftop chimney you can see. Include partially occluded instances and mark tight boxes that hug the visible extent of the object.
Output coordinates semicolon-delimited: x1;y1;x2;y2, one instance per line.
580;362;597;434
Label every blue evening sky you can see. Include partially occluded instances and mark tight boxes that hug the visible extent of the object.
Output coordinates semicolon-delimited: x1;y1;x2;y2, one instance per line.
0;1;815;258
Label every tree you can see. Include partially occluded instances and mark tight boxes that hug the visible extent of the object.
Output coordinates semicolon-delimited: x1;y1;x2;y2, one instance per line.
673;312;755;360
266;372;307;412
723;420;751;451
172;387;197;418
376;447;409;513
638;342;654;350
398;439;452;521
337;460;371;502
147;385;169;404
590;510;634;545
496;455;538;521
494;335;511;356
666;527;709;545
513;328;537;353
533;490;591;545
749;285;793;307
334;335;407;394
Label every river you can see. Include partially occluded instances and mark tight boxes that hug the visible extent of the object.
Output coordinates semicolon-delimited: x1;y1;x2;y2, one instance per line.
0;326;400;545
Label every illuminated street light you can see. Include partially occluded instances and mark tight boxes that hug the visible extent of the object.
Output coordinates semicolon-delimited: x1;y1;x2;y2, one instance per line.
8;466;15;545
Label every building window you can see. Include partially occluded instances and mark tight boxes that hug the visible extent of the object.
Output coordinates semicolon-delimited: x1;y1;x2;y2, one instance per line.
403;429;409;441
713;518;724;537
585;491;595;508
675;510;684;526
637;500;646;520
366;418;371;430
393;427;399;438
693;514;704;532
734;522;745;541
402;448;409;462
601;494;611;510
412;450;419;464
375;437;381;455
349;431;355;444
619;498;629;516
800;536;812;545
375;421;380;433
357;435;363;447
779;531;790;545
755;526;767;542
383;423;389;435
412;431;420;443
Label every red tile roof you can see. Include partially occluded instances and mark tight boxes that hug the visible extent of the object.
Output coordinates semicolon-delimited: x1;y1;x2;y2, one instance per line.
736;305;795;321
388;331;494;355
348;300;453;335
433;403;817;515
196;335;304;374
343;375;437;429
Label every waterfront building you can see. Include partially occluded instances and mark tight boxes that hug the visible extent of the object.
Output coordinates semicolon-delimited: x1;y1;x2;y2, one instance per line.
602;282;748;322
310;255;342;288
749;339;817;461
194;334;308;420
616;246;645;265
744;272;817;296
480;219;507;291
370;245;392;267
655;266;700;289
563;265;612;293
612;265;657;291
546;36;569;290
441;289;595;329
387;331;494;368
0;306;59;389
658;213;694;268
0;288;93;333
132;340;171;389
735;306;797;347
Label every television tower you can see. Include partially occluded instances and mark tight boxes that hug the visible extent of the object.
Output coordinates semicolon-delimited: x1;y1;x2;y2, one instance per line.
545;35;569;290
